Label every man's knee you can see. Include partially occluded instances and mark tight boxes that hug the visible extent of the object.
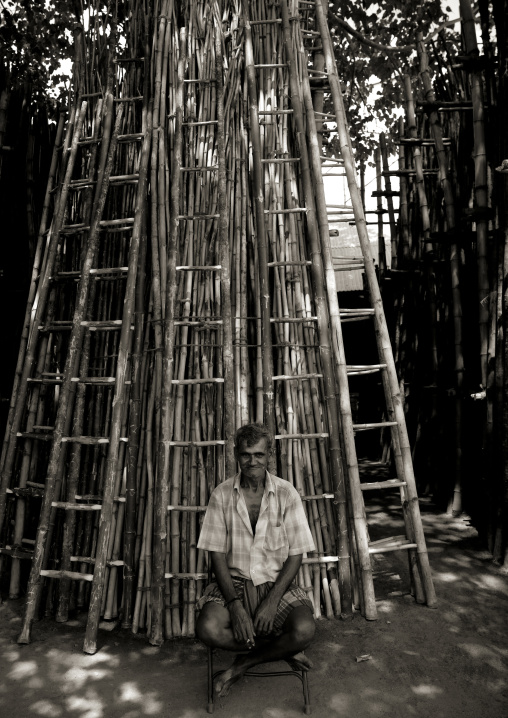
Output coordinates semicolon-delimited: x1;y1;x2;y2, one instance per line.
286;608;315;647
196;604;226;646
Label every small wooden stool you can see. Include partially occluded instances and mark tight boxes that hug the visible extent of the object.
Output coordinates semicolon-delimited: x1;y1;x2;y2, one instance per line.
207;645;311;714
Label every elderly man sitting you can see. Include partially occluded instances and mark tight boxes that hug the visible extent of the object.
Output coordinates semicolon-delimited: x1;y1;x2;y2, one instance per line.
196;422;315;697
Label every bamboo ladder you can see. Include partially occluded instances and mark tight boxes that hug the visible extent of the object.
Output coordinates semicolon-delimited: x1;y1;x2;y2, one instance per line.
148;15;236;645
308;0;437;617
0;78;151;652
243;1;350;618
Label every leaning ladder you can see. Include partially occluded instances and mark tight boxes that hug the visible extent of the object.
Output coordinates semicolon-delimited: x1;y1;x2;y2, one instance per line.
310;0;437;617
2;84;152;652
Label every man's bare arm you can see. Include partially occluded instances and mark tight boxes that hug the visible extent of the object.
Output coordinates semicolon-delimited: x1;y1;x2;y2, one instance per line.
254;553;303;634
210;551;256;645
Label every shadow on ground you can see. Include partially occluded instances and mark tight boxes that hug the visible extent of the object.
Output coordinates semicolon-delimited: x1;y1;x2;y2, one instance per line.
1;495;507;718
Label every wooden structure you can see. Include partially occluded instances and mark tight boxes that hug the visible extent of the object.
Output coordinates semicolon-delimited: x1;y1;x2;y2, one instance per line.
0;0;435;654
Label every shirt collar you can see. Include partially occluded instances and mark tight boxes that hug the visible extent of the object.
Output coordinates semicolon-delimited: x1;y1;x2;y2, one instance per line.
233;470;275;493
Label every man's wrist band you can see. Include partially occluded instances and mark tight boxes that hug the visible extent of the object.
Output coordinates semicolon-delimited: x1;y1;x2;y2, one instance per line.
225;597;241;608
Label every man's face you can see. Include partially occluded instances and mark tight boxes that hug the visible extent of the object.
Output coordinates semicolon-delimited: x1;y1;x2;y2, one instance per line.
236;438;269;481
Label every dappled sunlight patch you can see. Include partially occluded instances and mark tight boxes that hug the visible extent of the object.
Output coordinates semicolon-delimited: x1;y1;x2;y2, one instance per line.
46;646;120;669
329;691;352;712
376;602;395;613
433;571;460;582
116;682;163;714
7;659;38;680
2;649;21;663
410;684;444;698
262;707;302;718
65;688;104;718
469;573;508;595
458;643;508;672
140;646;160;656
30;699;63;716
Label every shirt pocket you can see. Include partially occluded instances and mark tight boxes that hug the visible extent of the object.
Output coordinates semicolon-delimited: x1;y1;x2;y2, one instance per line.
264;524;286;551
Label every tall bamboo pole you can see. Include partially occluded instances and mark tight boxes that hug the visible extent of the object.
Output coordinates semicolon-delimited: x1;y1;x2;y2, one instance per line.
243;15;275;443
417;35;465;515
460;0;490;390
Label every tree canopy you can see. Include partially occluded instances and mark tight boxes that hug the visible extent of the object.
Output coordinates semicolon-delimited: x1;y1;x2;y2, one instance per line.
0;0;469;155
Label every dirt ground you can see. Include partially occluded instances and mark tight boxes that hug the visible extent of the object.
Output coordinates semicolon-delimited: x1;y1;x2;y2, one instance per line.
1;495;508;718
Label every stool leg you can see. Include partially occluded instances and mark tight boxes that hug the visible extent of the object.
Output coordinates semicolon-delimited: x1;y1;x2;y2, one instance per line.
302;670;311;714
207;647;215;713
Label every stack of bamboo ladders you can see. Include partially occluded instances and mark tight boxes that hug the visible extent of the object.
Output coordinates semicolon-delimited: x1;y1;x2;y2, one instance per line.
0;0;436;651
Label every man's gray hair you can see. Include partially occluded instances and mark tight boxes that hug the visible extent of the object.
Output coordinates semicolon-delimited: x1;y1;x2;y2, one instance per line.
234;423;273;452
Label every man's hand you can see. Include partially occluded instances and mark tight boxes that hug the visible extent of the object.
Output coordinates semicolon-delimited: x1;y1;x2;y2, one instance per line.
254;594;279;636
229;600;256;646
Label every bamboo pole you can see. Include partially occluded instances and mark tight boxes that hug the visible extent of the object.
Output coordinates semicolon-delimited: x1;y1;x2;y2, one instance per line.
417;35;465;516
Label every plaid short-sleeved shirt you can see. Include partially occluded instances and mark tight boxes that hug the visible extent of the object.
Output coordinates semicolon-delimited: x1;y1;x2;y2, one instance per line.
197;472;315;586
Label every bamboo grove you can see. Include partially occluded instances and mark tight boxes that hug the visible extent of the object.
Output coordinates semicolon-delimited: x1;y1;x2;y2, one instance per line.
369;0;508;565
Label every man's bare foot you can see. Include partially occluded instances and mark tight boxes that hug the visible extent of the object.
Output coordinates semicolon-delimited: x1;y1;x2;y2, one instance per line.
215;657;248;697
286;651;313;671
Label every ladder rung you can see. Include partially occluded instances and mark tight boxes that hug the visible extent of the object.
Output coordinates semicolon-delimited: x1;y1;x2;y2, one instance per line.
258;110;294;115
99;218;135;227
270;316;317;323
174;320;223;326
176;265;222;271
250;19;282;25
51;502;102;511
177;214;220;220
272;373;322;381
80;320;123;328
90;267;129;275
254;63;287;68
60;436;129;444
70;557;124;566
264;208;307;214
27;378;62;384
118;132;144;142
167;505;207;512
77;137;101;146
334;264;364;272
0;546;34;559
10;486;45;498
171;378;224;385
17;432;53;441
346;364;386;374
353;422;399;431
164;572;208;579
40;569;94;581
182;120;218;126
109;174;139;183
183;78;216;84
268;261;312;266
69;179;96;188
70;377;126;385
61;223;89;233
368;537;417;555
167;440;225;447
301;493;334;500
114;96;144;102
340;309;375;315
75;495;126;502
180;166;218;172
261;158;300;164
303;556;339;565
275;433;329;440
361;479;407;491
